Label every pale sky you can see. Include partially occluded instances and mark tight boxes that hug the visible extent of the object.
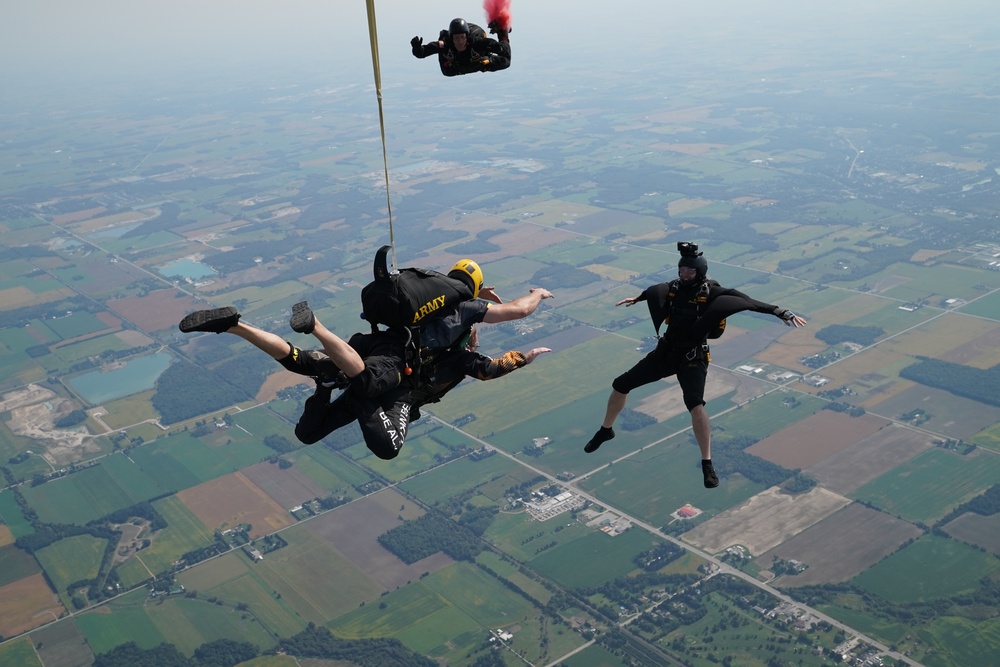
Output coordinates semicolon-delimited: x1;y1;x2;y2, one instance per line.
2;1;997;96
7;1;996;80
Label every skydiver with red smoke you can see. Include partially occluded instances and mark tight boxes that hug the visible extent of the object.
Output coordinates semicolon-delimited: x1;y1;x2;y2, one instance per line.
411;1;513;77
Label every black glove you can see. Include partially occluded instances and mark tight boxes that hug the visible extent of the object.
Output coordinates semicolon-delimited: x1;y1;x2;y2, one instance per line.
776;308;796;322
410;36;422;49
439;29;449;42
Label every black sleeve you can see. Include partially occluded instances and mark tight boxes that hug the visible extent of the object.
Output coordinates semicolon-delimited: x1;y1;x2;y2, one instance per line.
413;41;442;59
690;287;781;335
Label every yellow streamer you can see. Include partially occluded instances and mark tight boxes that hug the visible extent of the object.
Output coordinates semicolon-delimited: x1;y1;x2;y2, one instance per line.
365;0;397;271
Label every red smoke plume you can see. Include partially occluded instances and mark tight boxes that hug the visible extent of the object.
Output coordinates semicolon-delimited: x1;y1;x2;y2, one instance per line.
483;0;512;31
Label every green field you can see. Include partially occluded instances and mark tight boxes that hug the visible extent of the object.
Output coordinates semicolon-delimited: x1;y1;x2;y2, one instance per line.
132;495;216;576
360;430;454;482
332;561;551;663
0;543;41;587
0;490;34;539
918;614;1000;667
483;511;592;564
100;453;170;502
0;637;42;667
43;311;109;340
852;448;1000;524
75;588;168;654
247;527;381;623
143;431;271;484
853;534;999;604
428;334;642;438
578;433;764;525
128;439;204;492
711;390;824;439
291;443;374;489
399;450;525;506
144;596;278;655
530;528;661;590
36;534;107;603
210;567;307;638
22;465;139;526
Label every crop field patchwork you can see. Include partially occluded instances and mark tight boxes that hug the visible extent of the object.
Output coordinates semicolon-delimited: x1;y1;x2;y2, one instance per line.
944;513;1000;555
305;488;450;591
136;495;216;576
682;486;851;556
852;447;1000;524
805;424;933;495
763;503;923;587
29;617;94;667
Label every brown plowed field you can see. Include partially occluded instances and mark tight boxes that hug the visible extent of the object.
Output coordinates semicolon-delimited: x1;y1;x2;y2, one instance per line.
764;503;923;587
177;471;296;539
107;289;207;333
747;410;890;470
682;486;851;556
241;460;328;510
944;513;1000;555
805;424;933;495
305;488;452;590
0;573;65;638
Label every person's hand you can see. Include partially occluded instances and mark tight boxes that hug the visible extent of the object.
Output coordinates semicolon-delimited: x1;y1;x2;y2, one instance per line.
616;296;640;307
778;310;808;327
411;36;422;49
524;347;552;364
530;288;554;300
466;327;479;351
479;286;503;304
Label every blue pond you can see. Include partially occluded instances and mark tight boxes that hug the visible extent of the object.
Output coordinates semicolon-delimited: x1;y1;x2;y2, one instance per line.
68;353;173;405
158;258;217;281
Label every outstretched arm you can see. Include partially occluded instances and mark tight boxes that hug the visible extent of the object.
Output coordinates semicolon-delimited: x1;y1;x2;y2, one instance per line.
692;290;807;335
411;35;442;58
468;347;551;380
482;288;554;323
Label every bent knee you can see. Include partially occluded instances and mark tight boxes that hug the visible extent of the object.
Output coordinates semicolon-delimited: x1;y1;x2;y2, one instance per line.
370;446;400;461
294;426;323;446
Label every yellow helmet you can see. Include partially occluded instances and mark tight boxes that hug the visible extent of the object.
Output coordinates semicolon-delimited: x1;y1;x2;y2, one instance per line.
449;259;484;299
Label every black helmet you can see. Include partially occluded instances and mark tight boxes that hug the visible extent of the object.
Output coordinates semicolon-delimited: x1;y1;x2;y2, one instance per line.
677;242;708;284
449;18;469;35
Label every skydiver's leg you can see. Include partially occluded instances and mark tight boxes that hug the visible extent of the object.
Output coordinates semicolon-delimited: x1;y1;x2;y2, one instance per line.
585;344;671;453
357;390;413;460
678;357;718;487
289;302;365;378
294;386;359;445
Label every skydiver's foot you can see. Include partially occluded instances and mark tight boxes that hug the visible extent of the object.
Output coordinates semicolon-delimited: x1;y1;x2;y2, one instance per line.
290;301;315;334
179;307;240;334
584;426;615;453
702;460;720;489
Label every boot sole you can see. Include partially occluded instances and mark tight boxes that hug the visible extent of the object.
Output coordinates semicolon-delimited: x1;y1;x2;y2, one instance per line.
179;307;238;333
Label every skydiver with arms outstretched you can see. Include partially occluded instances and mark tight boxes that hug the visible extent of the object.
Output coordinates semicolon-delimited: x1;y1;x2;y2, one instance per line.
411;17;511;77
583;242;807;489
